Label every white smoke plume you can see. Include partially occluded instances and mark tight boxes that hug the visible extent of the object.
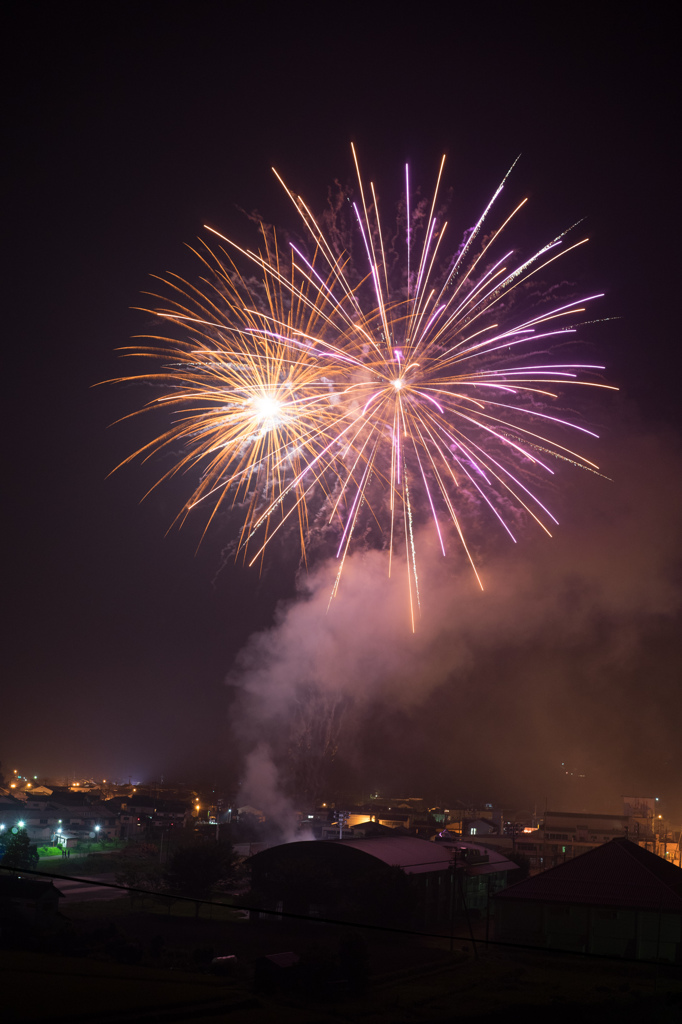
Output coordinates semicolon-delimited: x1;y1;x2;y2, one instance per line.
238;742;304;843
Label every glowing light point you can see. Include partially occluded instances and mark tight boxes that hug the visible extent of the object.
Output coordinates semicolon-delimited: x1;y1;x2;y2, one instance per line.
251;395;280;420
392;379;403;391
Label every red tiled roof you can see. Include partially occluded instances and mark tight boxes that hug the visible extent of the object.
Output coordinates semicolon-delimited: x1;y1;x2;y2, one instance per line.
495;838;682;912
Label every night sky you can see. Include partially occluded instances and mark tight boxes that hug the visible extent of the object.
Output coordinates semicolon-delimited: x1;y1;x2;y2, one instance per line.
5;6;680;817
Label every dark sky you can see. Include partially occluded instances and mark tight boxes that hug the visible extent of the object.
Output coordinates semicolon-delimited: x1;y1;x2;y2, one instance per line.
5;6;680;816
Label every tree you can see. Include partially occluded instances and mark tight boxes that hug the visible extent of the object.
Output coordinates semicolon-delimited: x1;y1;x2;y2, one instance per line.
164;840;234;898
1;827;39;869
114;842;163;890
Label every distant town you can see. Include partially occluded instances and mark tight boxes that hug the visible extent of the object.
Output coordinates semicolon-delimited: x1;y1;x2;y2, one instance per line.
1;766;679;871
2;764;682;1017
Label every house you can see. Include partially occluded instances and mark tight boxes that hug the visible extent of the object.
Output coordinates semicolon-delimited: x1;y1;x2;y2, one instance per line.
21;801;119;843
349;820;407;839
0;794;27;832
482;809;630;872
237;805;266;822
111;796;190;838
53;829;81;849
493;837;682;962
461;818;498;838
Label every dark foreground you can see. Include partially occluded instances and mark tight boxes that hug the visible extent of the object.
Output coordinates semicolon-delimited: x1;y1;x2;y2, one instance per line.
3;892;681;1022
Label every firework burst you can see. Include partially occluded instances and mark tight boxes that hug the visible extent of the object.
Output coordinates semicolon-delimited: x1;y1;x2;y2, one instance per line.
109;147;614;628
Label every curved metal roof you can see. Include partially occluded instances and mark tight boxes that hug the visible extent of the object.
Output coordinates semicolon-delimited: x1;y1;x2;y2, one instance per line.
325;836;452;874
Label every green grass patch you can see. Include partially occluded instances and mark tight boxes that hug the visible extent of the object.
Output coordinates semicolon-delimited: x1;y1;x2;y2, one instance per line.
37;845;62;857
98;837;127;850
48;851;127;876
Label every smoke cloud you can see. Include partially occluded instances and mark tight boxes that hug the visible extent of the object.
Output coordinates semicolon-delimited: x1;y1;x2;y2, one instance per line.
230;416;682;820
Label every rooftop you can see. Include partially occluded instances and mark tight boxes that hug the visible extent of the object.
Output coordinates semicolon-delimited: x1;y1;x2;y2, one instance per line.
326;836;453;874
495;838;682;912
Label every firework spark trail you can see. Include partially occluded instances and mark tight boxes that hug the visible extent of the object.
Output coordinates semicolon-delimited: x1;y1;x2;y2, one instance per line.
107;148;615;626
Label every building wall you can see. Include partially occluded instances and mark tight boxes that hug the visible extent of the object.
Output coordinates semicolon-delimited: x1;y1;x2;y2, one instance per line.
495;900;682;963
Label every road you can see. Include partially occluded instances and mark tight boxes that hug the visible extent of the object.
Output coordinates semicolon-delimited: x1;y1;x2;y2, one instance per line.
52;872;128;904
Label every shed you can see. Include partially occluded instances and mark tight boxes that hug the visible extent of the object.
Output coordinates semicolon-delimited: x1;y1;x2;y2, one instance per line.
250;836;454;929
0;875;63;931
494;837;682;962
